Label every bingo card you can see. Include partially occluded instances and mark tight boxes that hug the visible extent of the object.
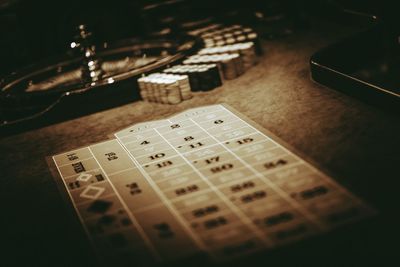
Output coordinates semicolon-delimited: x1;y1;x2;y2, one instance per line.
49;104;374;266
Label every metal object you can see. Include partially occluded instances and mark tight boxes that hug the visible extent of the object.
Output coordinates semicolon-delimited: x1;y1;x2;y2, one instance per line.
0;23;260;135
72;24;104;84
0;29;201;135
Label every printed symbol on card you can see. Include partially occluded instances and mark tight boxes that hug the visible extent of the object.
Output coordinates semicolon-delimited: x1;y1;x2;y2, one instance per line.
154;223;174;239
170;124;180;129
72;162;85;173
68;181;81;190
141;140;150;145
184;136;194;141
67;153;78;161
80;185;105;200
77;173;92;182
105;152;118;161
87;199;112;214
126;182;142;195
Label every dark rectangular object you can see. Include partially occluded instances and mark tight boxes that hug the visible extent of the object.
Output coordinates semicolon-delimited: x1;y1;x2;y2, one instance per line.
310;26;400;113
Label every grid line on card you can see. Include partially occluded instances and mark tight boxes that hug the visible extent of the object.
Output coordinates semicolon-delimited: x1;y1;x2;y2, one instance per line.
153;154;302;188
75;191;115;206
126;126;272;164
189;118;327;231
86;146;162;262
118;129;157;140
131;137;209;163
214;174;263;189
62;168;101;179
167;106;225;123
122;126;204;147
198;117;242;131
52;153;98;264
50;104;376;266
56;156;95;168
128;202;166;214
133;131;269;167
188;148;297;173
153;127;273;248
219;106;371;214
108;167;137;177
153;169;199;184
123;137;161;147
115;137;209;254
115;105;225;139
164;186;214;202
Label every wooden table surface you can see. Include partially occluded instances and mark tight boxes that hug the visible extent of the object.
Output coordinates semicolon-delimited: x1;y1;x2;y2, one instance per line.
2;21;399;266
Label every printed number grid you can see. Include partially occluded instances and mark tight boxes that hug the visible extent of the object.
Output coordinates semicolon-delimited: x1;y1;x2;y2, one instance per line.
52;104;374;266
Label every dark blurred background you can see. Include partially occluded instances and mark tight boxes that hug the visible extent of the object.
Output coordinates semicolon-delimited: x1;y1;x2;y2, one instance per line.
0;0;398;79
